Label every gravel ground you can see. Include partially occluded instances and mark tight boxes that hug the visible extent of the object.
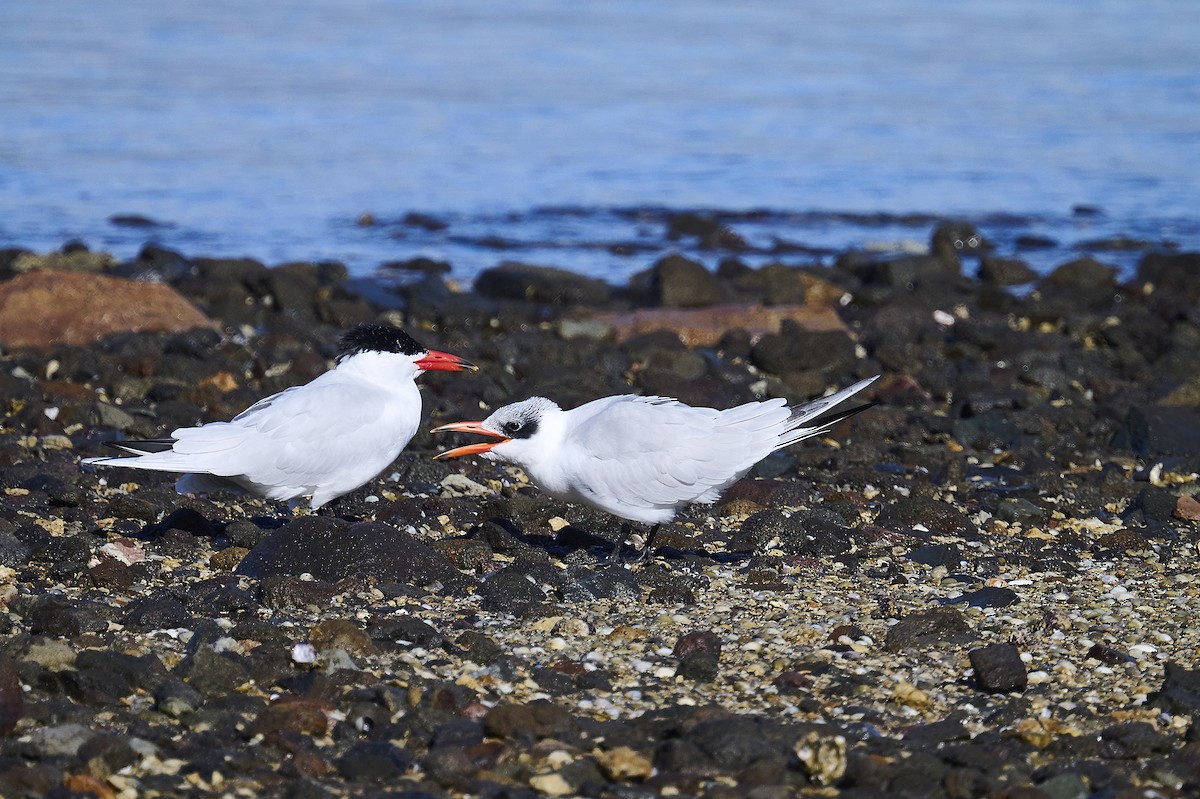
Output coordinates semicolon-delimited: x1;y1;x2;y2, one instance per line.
0;221;1199;798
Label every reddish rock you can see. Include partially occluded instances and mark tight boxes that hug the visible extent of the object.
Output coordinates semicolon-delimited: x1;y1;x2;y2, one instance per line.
583;302;848;347
1174;495;1200;523
0;270;217;349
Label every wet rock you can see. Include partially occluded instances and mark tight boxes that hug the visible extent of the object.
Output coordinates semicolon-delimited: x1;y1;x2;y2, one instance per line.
0;270;216;349
969;643;1027;693
649;254;729;307
236;517;474;595
978;256;1036;286
475;261;611;306
223;519;269;549
885;607;975;652
25;596;113;638
932;220;989;265
846;252;957;289
1137;252;1200;300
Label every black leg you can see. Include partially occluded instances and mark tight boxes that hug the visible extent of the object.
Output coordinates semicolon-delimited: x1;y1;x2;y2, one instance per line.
628;523;660;563
600;522;632;564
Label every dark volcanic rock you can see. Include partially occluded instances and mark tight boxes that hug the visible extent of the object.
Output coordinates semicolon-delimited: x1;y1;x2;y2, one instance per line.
877;496;979;538
475;261;611;306
649;254;729;307
969;643;1027;693
337;741;414;782
1152;662;1200;715
750;325;855;377
955;586;1020;609
236;517;475;595
978;256;1036;285
1112;405;1200;457
885;607;975;652
673;630;722;682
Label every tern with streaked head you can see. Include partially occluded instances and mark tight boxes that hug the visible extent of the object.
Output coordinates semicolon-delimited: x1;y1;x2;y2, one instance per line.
434;375;878;558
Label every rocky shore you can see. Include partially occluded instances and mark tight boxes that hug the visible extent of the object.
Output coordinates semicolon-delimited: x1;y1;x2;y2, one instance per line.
1;218;1199;798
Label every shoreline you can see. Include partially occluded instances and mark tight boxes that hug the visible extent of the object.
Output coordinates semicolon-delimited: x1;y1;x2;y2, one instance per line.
0;229;1198;797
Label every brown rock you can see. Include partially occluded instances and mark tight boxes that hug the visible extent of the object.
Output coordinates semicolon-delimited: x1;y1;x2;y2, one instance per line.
584;303;848;348
1175;495;1200;523
309;619;374;656
0;270;217;349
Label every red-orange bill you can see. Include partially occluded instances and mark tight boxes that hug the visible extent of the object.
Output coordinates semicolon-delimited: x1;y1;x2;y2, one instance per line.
415;350;478;372
431;421;509;460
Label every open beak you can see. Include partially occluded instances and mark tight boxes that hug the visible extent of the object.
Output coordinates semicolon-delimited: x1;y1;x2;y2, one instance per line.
415;350;478;372
431;421;509;459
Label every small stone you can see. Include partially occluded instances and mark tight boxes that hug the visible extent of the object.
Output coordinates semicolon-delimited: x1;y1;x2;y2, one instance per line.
309;619;374;656
969;643;1028;693
153;680;204;718
794;730;847;785
529;773;574;797
594;746;652;780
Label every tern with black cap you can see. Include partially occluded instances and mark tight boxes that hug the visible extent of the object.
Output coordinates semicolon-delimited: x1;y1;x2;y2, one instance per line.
84;323;476;509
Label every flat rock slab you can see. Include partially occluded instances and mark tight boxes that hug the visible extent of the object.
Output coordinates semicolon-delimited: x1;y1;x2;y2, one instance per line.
583;303;848;347
0;270;216;349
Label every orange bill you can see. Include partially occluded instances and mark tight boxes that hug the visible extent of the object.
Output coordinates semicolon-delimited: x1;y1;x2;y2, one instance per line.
415;350;478;372
431;421;510;459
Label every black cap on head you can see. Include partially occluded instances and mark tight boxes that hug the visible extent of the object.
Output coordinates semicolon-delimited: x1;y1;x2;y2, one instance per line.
337;324;424;362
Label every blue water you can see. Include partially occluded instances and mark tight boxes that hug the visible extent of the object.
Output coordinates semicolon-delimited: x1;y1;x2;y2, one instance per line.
1;1;1197;283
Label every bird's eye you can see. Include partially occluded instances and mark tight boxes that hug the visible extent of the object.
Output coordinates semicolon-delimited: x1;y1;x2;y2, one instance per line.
502;420;522;435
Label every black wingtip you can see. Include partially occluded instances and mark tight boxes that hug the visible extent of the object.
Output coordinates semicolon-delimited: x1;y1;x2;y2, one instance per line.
808;400;878;431
104;438;177;455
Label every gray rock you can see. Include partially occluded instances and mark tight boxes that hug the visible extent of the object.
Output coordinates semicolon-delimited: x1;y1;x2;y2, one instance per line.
27;722;94;757
885;607;975;652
